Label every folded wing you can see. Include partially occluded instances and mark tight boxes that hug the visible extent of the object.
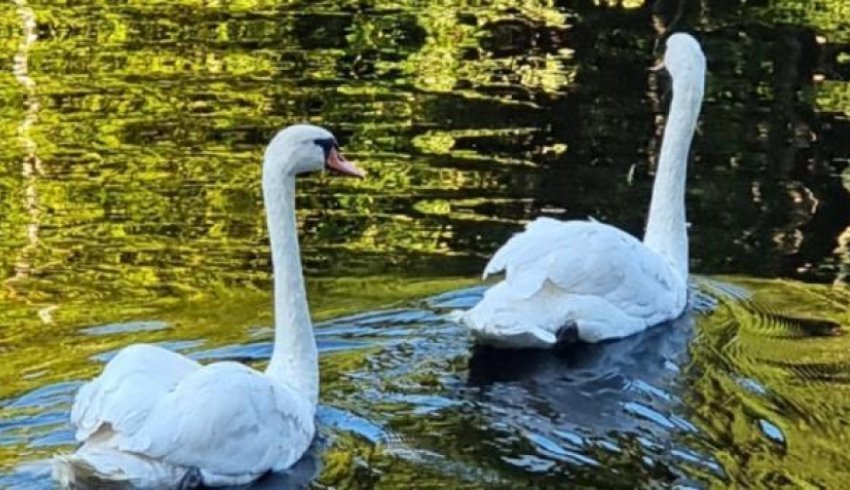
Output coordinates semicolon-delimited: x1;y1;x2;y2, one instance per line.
70;345;314;482
118;362;314;478
484;217;684;324
71;344;201;442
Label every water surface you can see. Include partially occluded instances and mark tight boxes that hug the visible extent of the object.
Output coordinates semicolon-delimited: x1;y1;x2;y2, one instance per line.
2;0;850;488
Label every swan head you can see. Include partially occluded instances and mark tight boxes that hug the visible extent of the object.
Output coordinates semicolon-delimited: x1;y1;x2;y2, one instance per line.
264;124;365;179
661;33;706;82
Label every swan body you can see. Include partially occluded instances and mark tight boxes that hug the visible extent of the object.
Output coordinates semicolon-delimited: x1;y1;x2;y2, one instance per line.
54;124;365;488
59;345;313;487
461;33;706;348
463;218;688;348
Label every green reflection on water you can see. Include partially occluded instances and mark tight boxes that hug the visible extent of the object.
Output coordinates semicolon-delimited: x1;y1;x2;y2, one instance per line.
683;277;850;487
2;0;850;487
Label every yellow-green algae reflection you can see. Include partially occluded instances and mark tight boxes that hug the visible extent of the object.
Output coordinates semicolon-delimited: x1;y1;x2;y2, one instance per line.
2;0;850;488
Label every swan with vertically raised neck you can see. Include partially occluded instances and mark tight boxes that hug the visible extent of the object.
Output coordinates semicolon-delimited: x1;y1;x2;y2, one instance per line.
460;33;706;348
53;124;365;488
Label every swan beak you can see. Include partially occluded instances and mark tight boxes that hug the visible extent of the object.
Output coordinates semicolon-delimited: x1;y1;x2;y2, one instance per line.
326;148;366;178
649;60;666;72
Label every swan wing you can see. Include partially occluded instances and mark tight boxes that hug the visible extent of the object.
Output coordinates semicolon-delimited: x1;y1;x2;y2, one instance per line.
71;344;201;441
118;362;315;478
483;217;684;319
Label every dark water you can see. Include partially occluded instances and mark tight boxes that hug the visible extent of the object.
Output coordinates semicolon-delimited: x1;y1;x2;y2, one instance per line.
2;0;850;488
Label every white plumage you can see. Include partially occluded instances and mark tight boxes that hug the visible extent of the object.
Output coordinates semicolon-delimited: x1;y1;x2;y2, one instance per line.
463;219;687;348
54;125;365;488
460;34;706;348
59;345;314;487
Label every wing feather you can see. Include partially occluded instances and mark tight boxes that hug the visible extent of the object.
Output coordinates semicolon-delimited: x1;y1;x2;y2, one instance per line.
119;362;314;476
70;347;314;479
71;344;201;441
483;218;684;320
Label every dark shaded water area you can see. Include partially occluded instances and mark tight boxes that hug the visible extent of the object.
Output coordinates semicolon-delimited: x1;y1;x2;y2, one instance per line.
2;0;850;488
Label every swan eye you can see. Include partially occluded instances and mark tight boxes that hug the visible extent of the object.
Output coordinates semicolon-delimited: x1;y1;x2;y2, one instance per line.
313;138;338;164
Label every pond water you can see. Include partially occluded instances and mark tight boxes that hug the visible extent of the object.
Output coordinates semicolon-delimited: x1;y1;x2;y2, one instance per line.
2;0;850;488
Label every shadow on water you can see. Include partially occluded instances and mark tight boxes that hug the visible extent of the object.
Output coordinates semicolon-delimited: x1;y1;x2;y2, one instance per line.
225;451;321;490
468;314;695;427
463;314;714;485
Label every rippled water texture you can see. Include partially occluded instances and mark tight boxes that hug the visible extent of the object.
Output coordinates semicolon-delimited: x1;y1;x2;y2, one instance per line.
2;1;850;488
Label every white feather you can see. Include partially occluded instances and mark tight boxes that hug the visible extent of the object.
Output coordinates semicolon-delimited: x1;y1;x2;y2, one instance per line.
118;362;313;478
71;344;200;442
463;219;688;346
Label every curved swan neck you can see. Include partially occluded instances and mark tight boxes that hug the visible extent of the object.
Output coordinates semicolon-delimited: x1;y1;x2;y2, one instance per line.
643;70;704;280
263;169;318;409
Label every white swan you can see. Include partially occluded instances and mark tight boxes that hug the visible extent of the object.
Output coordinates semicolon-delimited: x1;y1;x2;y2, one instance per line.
53;124;365;488
460;33;706;349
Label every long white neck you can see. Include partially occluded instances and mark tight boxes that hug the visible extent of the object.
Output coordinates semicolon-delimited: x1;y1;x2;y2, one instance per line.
263;170;318;409
642;71;704;280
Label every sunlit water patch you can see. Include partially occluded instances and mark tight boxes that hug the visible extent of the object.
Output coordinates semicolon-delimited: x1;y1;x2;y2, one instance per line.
2;276;850;489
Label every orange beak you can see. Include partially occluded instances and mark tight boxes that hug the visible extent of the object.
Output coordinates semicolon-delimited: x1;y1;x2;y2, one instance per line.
326;148;366;178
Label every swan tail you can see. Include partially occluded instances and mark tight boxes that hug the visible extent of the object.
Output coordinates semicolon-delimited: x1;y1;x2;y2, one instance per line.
53;445;188;489
456;286;559;349
467;321;558;349
461;309;557;349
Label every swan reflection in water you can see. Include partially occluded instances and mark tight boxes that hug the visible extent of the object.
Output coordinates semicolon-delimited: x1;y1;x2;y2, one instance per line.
469;313;693;423
464;310;722;482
